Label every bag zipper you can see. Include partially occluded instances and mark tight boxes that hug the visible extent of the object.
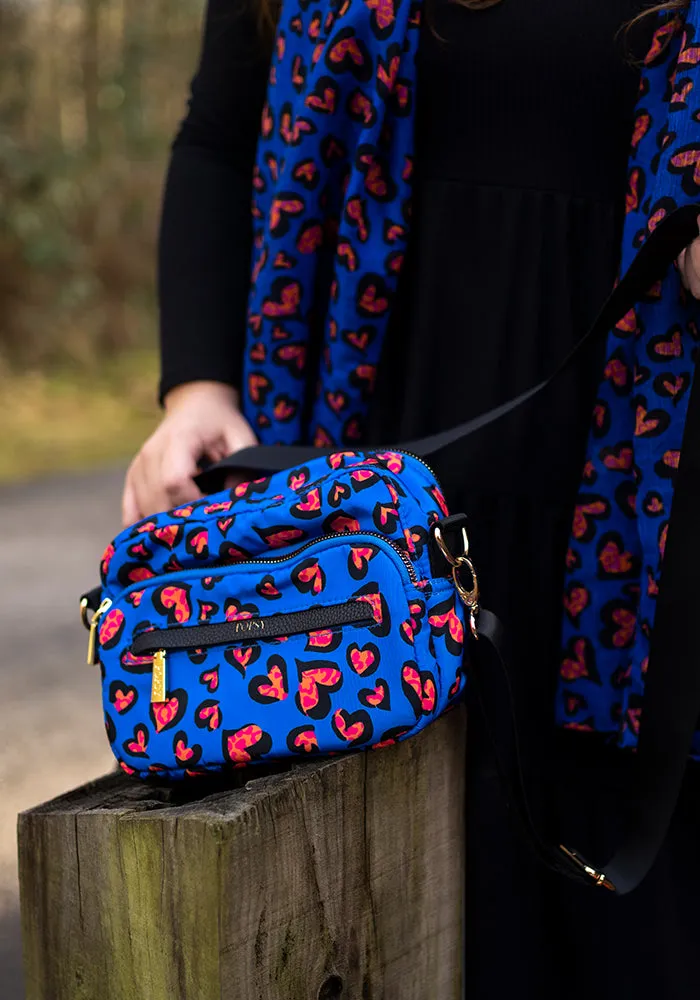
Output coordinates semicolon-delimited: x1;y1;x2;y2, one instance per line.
85;597;113;665
395;450;441;484
151;649;167;703
135;600;374;705
84;532;417;667
206;530;418;582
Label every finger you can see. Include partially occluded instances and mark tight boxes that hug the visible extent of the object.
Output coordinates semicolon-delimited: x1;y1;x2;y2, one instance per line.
681;241;700;297
218;417;259;491
198;416;257;464
123;435;171;520
156;433;205;510
686;238;700;299
132;439;164;519
224;472;249;491
221;414;258;456
121;467;143;528
678;248;688;286
201;418;259;493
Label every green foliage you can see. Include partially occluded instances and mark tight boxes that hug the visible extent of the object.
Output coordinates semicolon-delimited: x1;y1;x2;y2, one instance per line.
0;0;205;372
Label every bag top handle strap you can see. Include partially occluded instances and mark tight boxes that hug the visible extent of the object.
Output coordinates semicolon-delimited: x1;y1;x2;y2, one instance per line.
195;202;700;489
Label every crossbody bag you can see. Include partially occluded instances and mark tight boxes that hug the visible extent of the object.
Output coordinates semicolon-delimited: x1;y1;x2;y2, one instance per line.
81;204;700;896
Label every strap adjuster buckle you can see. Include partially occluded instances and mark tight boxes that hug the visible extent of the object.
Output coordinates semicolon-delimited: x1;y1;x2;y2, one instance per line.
432;523;480;638
559;845;617;892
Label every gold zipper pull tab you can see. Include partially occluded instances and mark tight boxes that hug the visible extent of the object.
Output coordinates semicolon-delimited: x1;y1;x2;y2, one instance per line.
87;623;97;667
85;598;113;666
151;649;168;704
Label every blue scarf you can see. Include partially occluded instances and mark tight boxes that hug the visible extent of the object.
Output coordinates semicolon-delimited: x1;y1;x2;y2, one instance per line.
557;8;700;751
244;0;700;751
244;0;420;446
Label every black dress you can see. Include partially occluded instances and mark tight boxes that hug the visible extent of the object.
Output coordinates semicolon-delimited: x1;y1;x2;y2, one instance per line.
159;1;700;995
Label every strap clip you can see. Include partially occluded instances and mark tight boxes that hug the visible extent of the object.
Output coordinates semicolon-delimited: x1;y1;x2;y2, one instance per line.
559;845;617;892
433;523;480;638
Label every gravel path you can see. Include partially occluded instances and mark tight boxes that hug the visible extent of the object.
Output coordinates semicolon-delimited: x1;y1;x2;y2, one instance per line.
0;469;125;997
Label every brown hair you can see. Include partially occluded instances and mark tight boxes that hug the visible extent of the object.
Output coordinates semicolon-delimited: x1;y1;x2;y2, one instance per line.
256;0;281;45
625;1;687;32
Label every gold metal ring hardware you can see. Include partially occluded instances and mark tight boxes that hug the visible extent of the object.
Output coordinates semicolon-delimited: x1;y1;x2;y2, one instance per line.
432;523;481;639
80;597;91;631
433;523;470;567
452;555;480;639
81;597;113;665
451;555;480;609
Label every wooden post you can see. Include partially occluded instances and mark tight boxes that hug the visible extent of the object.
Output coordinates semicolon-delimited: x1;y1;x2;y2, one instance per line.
19;705;466;1000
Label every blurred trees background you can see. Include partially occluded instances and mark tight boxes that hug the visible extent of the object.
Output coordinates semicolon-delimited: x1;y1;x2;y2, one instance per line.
0;0;206;479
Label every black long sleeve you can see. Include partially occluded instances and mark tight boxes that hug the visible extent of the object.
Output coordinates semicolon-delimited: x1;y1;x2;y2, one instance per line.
158;0;269;402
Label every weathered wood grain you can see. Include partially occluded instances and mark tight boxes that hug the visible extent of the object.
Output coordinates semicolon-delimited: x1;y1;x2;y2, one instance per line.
18;704;466;1000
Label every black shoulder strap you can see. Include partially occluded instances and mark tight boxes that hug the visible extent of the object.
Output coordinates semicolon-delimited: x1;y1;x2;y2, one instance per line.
194;203;700;896
465;206;700;895
600;328;700;894
195;203;700;487
474;350;700;896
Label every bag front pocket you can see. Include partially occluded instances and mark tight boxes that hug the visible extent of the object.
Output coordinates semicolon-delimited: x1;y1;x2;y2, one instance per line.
131;600;374;704
100;533;440;776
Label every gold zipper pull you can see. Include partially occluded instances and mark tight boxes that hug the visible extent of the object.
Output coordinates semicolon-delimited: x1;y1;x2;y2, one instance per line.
151;649;168;704
85;598;113;666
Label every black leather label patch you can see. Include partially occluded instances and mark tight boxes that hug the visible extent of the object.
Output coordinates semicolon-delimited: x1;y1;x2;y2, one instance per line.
131;600;372;655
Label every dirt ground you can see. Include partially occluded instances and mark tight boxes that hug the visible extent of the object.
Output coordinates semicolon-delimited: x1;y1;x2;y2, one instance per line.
0;469;124;997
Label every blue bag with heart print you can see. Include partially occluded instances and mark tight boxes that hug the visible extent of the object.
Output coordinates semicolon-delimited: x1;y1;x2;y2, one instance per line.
83;449;477;778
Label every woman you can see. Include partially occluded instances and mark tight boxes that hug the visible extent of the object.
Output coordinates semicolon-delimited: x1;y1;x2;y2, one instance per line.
123;0;700;994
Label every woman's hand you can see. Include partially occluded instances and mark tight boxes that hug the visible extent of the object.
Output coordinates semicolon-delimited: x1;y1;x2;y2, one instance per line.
121;381;257;528
677;217;700;298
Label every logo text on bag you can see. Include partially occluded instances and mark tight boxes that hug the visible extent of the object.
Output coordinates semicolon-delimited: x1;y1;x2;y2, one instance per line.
233;619;265;633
